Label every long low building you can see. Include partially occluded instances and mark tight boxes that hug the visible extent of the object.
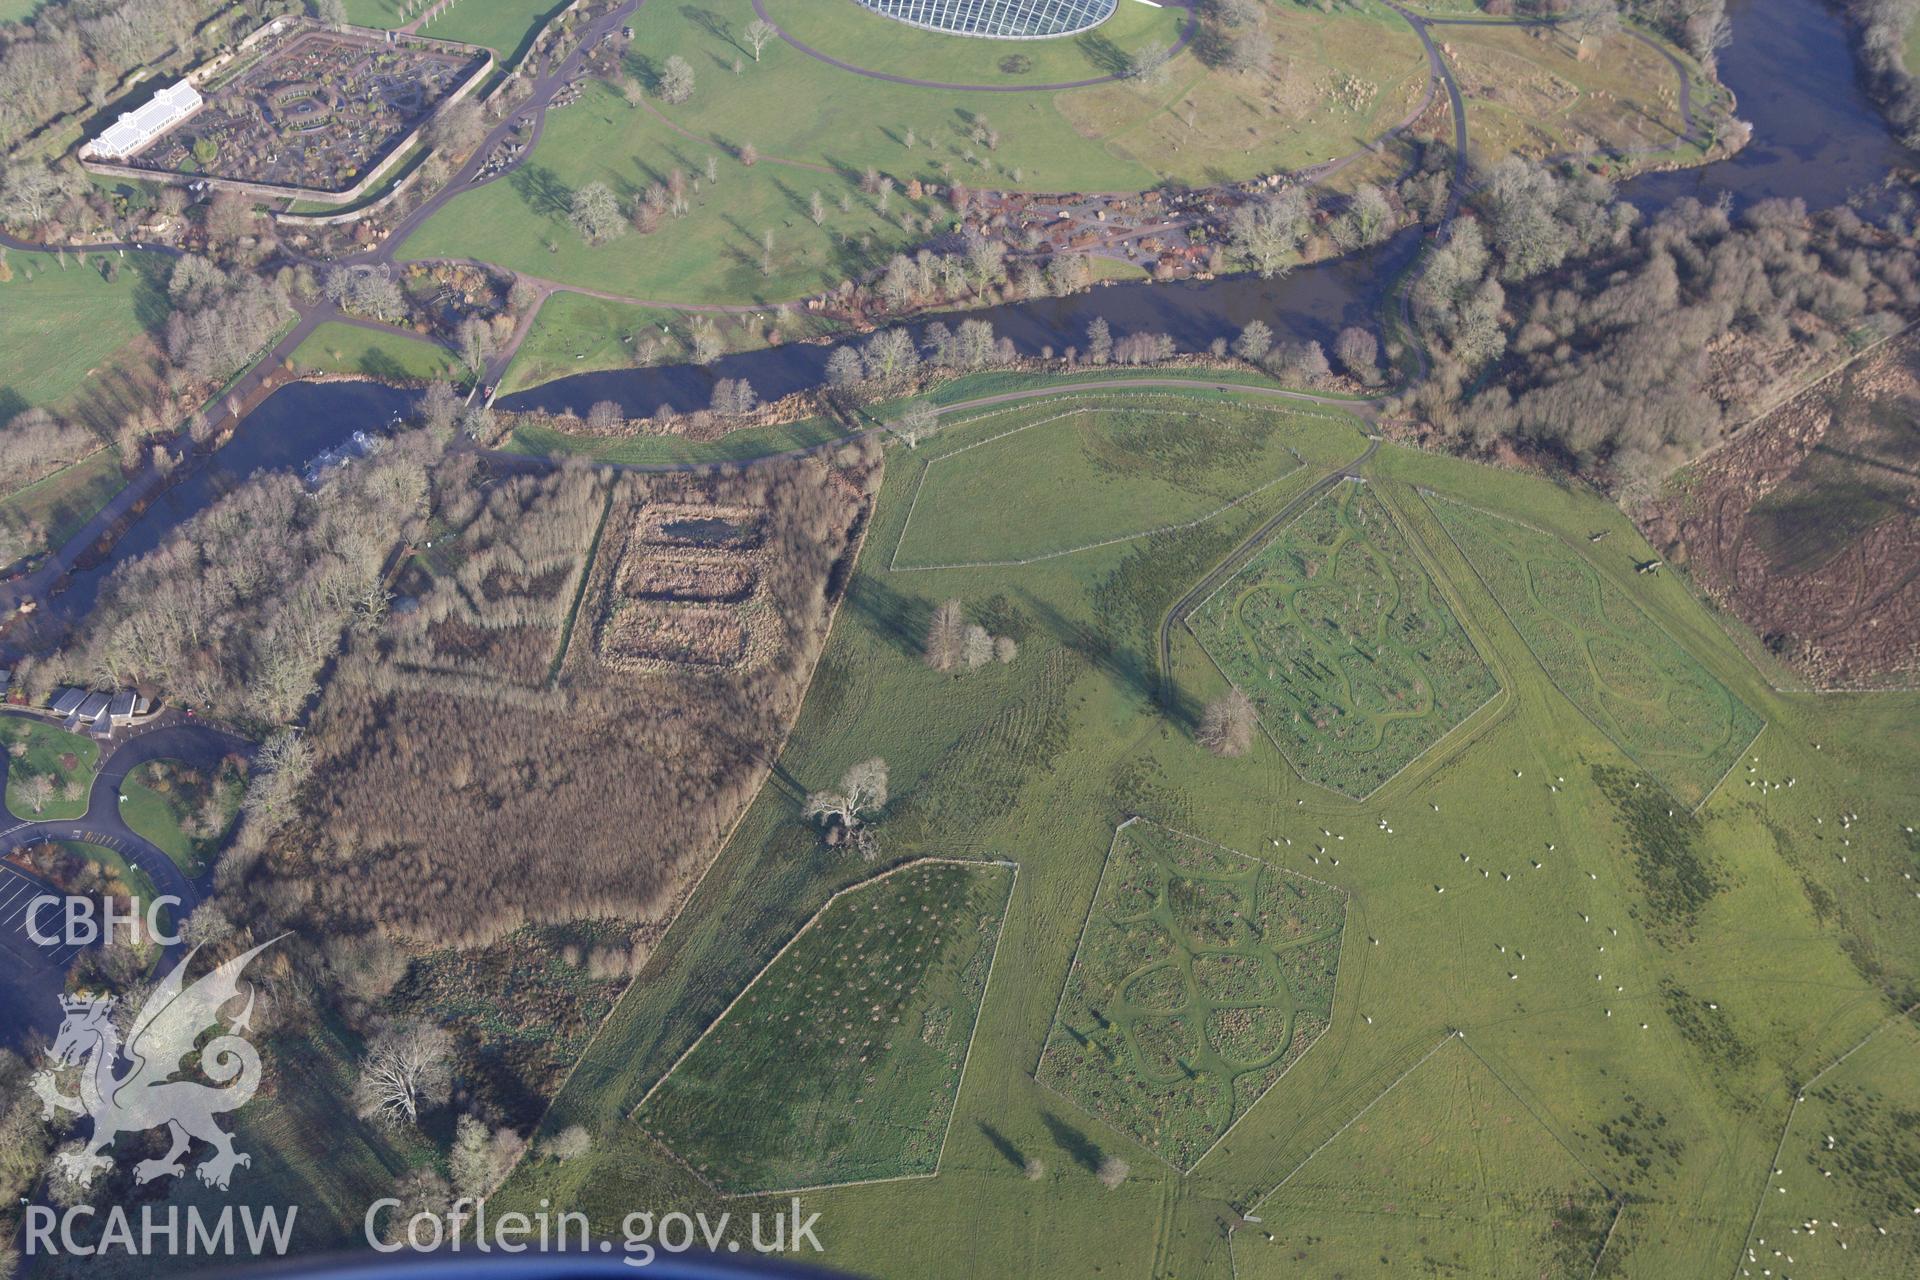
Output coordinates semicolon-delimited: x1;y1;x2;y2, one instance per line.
85;80;204;160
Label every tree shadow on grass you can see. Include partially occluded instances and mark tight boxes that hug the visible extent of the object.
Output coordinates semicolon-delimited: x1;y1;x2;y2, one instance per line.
843;572;928;663
1015;589;1163;717
978;1121;1027;1172
1076;33;1131;78
680;4;740;55
356;348;413;382
1042;1110;1104;1174
511;163;572;218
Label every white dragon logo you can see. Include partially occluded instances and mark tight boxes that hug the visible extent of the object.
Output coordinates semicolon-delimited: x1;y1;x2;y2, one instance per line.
31;938;280;1192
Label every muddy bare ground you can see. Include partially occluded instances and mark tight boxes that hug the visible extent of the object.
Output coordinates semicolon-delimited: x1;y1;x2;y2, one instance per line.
1638;331;1920;688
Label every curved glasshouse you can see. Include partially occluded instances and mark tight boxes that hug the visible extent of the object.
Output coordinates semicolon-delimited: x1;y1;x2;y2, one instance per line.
855;0;1118;40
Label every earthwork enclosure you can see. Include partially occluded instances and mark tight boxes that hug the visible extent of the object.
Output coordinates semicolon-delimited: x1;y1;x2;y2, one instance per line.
1036;820;1345;1171
633;859;1015;1194
890;396;1307;569
596;495;781;674
1239;1036;1616;1279
1190;481;1498;798
1428;494;1763;808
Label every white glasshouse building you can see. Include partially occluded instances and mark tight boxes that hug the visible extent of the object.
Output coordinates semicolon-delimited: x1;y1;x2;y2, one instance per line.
86;80;204;160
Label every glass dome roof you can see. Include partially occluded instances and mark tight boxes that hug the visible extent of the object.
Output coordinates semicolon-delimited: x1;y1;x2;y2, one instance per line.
855;0;1118;40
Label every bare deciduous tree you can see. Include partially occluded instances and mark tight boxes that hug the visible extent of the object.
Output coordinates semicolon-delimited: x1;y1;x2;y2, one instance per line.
1197;687;1257;757
449;1113;525;1200
890;400;938;449
925;599;966;670
353;1020;453;1130
1335;326;1381;385
1227;188;1312;279
744;18;777;61
963;624;994;670
804;758;889;857
543;1124;593;1161
659;55;695;104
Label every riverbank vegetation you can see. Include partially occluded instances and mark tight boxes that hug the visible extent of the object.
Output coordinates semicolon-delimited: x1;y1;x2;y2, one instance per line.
397;0;1712;309
1838;0;1920;144
1406;159;1920;487
63;428;437;726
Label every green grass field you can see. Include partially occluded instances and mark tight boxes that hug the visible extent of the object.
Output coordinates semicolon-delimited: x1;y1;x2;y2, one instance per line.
1035;820;1344;1170
398;75;935;306
118;756;246;877
0;253;166;423
1743;1012;1920;1277
342;0;567;63
890;396;1312;568
1239;1035;1616;1278
243;382;1920;1280
289;322;460;382
1191;481;1499;797
397;0;1430;301
1427;494;1764;808
2;718;100;820
634;859;1014;1193
0;446;124;549
498;291;848;394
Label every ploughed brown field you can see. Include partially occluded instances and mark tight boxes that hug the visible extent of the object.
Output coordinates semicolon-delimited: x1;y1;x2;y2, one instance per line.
1638;331;1920;687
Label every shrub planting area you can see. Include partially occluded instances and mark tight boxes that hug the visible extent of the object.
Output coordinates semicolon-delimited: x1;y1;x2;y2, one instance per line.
282;444;878;947
388;466;607;691
891;396;1308;569
1190;482;1498;797
597;501;779;673
1036;820;1344;1171
121;24;483;194
1743;1014;1920;1279
1428;494;1763;808
1237;1037;1615;1280
634;859;1014;1194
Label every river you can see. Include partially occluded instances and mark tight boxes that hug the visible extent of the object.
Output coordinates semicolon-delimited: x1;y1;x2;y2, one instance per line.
49;0;1915;611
